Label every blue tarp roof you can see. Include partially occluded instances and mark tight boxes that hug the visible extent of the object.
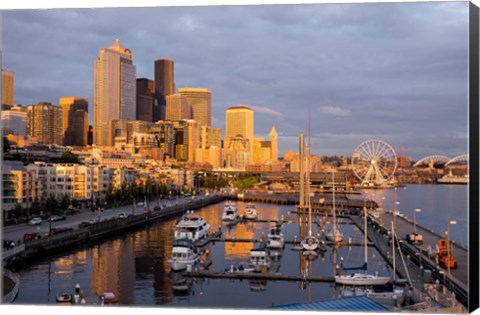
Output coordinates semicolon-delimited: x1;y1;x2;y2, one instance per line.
273;296;389;312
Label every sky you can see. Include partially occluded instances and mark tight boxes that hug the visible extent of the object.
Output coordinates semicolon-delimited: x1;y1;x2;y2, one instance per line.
0;0;472;160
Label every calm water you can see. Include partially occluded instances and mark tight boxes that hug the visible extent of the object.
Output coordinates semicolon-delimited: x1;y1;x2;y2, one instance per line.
11;184;468;308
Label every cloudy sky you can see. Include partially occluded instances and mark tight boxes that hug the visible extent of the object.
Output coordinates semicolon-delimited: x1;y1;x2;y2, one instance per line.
1;1;471;160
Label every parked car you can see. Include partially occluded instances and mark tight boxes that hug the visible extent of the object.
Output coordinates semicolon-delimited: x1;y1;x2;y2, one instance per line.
48;214;66;222
23;232;42;241
119;212;127;219
79;220;96;228
28;217;43;225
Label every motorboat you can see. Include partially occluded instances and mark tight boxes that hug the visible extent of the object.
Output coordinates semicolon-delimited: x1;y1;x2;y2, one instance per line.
249;247;271;272
55;292;72;304
100;292;118;305
168;238;200;271
334;273;391;286
242;203;258;220
266;227;285;249
222;201;239;221
174;211;210;241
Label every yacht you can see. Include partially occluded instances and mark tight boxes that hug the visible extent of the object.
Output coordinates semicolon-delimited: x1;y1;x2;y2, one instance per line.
266;226;285;249
249;247;271;272
243;203;258;220
222;201;239;221
174;211;210;241
334;273;391;286
168;239;200;271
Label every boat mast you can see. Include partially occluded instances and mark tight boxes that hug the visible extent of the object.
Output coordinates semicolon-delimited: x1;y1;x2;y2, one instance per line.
332;171;337;237
364;205;368;265
306;116;312;236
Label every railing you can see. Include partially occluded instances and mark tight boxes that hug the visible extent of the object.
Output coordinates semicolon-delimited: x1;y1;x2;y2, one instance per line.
2;268;20;303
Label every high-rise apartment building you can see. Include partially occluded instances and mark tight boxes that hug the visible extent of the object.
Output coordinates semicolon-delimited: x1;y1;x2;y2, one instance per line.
93;39;136;146
2;70;14;106
166;94;191;121
60;96;89;146
154;58;175;121
178;88;212;127
1;105;27;136
27;102;62;145
136;78;155;122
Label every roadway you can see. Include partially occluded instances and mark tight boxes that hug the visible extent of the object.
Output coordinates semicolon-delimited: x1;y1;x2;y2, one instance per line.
2;194;209;245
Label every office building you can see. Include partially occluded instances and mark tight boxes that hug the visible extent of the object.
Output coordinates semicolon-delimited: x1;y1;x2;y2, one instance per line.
154;58;175;121
2;70;14;106
225;105;254;140
1;105;27;136
178;87;211;127
27;102;63;145
93;39;136;146
200;126;222;149
60;96;89;146
166;94;191;121
136;78;155;122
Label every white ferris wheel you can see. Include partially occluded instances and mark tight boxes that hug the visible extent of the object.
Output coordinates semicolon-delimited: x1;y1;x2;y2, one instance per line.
352;140;397;186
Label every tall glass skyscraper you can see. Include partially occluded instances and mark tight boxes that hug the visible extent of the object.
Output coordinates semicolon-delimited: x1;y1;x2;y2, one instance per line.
93;39;136;146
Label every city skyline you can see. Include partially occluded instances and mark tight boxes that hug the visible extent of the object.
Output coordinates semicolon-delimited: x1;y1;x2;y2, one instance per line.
1;1;470;159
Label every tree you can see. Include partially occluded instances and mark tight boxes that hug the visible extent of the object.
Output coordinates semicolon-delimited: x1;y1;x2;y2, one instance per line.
11;204;24;220
60;194;71;211
29;198;42;216
45;194;58;214
59;151;80;163
3;136;11;153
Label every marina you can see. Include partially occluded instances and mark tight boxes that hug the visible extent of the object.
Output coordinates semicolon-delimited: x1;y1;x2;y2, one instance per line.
2;183;469;312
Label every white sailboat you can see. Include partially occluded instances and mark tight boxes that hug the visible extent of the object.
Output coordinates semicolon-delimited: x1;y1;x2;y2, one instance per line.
300;133;319;251
326;172;343;243
335;206;391;286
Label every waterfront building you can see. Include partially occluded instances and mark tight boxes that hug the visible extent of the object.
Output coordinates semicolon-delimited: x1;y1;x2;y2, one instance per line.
1;105;27;136
200;126;222;149
27;102;63;145
2;167;36;214
158;168;194;190
2;70;14;106
136;78;155;122
59;96;89;147
90;148;134;168
93;39;136;146
178;87;212;127
166;94;191;121
26;162;94;202
154;58;175;121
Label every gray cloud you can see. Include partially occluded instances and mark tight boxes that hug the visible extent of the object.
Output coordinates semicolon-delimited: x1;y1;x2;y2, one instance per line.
1;1;469;160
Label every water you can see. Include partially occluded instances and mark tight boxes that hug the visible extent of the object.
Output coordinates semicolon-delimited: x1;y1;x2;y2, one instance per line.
362;184;468;246
10;184;468;308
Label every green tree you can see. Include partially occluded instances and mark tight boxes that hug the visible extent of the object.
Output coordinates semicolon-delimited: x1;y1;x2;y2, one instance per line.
105;184;116;205
59;151;80;163
29;198;42;216
3;136;11;153
60;194;71;211
45;194;58;214
11;204;24;219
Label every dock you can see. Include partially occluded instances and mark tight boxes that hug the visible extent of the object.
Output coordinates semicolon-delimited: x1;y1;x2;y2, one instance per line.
184;270;336;282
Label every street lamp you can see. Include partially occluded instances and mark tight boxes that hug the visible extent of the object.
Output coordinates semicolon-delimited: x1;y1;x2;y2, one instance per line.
413;208;421;236
447;220;456;275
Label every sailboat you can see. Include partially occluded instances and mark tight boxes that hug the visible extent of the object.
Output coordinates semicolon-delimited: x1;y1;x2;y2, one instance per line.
326;171;343;243
300;133;319;252
335;206;391;286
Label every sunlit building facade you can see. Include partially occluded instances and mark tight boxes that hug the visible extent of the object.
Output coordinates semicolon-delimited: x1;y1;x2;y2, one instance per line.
27;102;63;145
1;105;27;136
2;70;14;106
154;58;175;121
60;96;89;147
178;87;212;127
94;39;136;146
166;94;191;121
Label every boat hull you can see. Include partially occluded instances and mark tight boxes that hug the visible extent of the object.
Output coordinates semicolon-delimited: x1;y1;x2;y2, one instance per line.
169;257;199;271
335;275;391;286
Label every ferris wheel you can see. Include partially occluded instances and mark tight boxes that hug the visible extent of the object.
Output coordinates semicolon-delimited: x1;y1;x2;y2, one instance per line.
352;140;397;186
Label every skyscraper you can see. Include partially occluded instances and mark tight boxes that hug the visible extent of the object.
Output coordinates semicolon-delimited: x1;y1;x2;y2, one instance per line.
166;94;191;121
269;126;278;161
27;102;62;145
93;39;136;146
178;88;212;127
154;58;175;121
136;78;155;122
1;105;27;136
60;97;89;146
225;105;254;140
2;70;14;107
